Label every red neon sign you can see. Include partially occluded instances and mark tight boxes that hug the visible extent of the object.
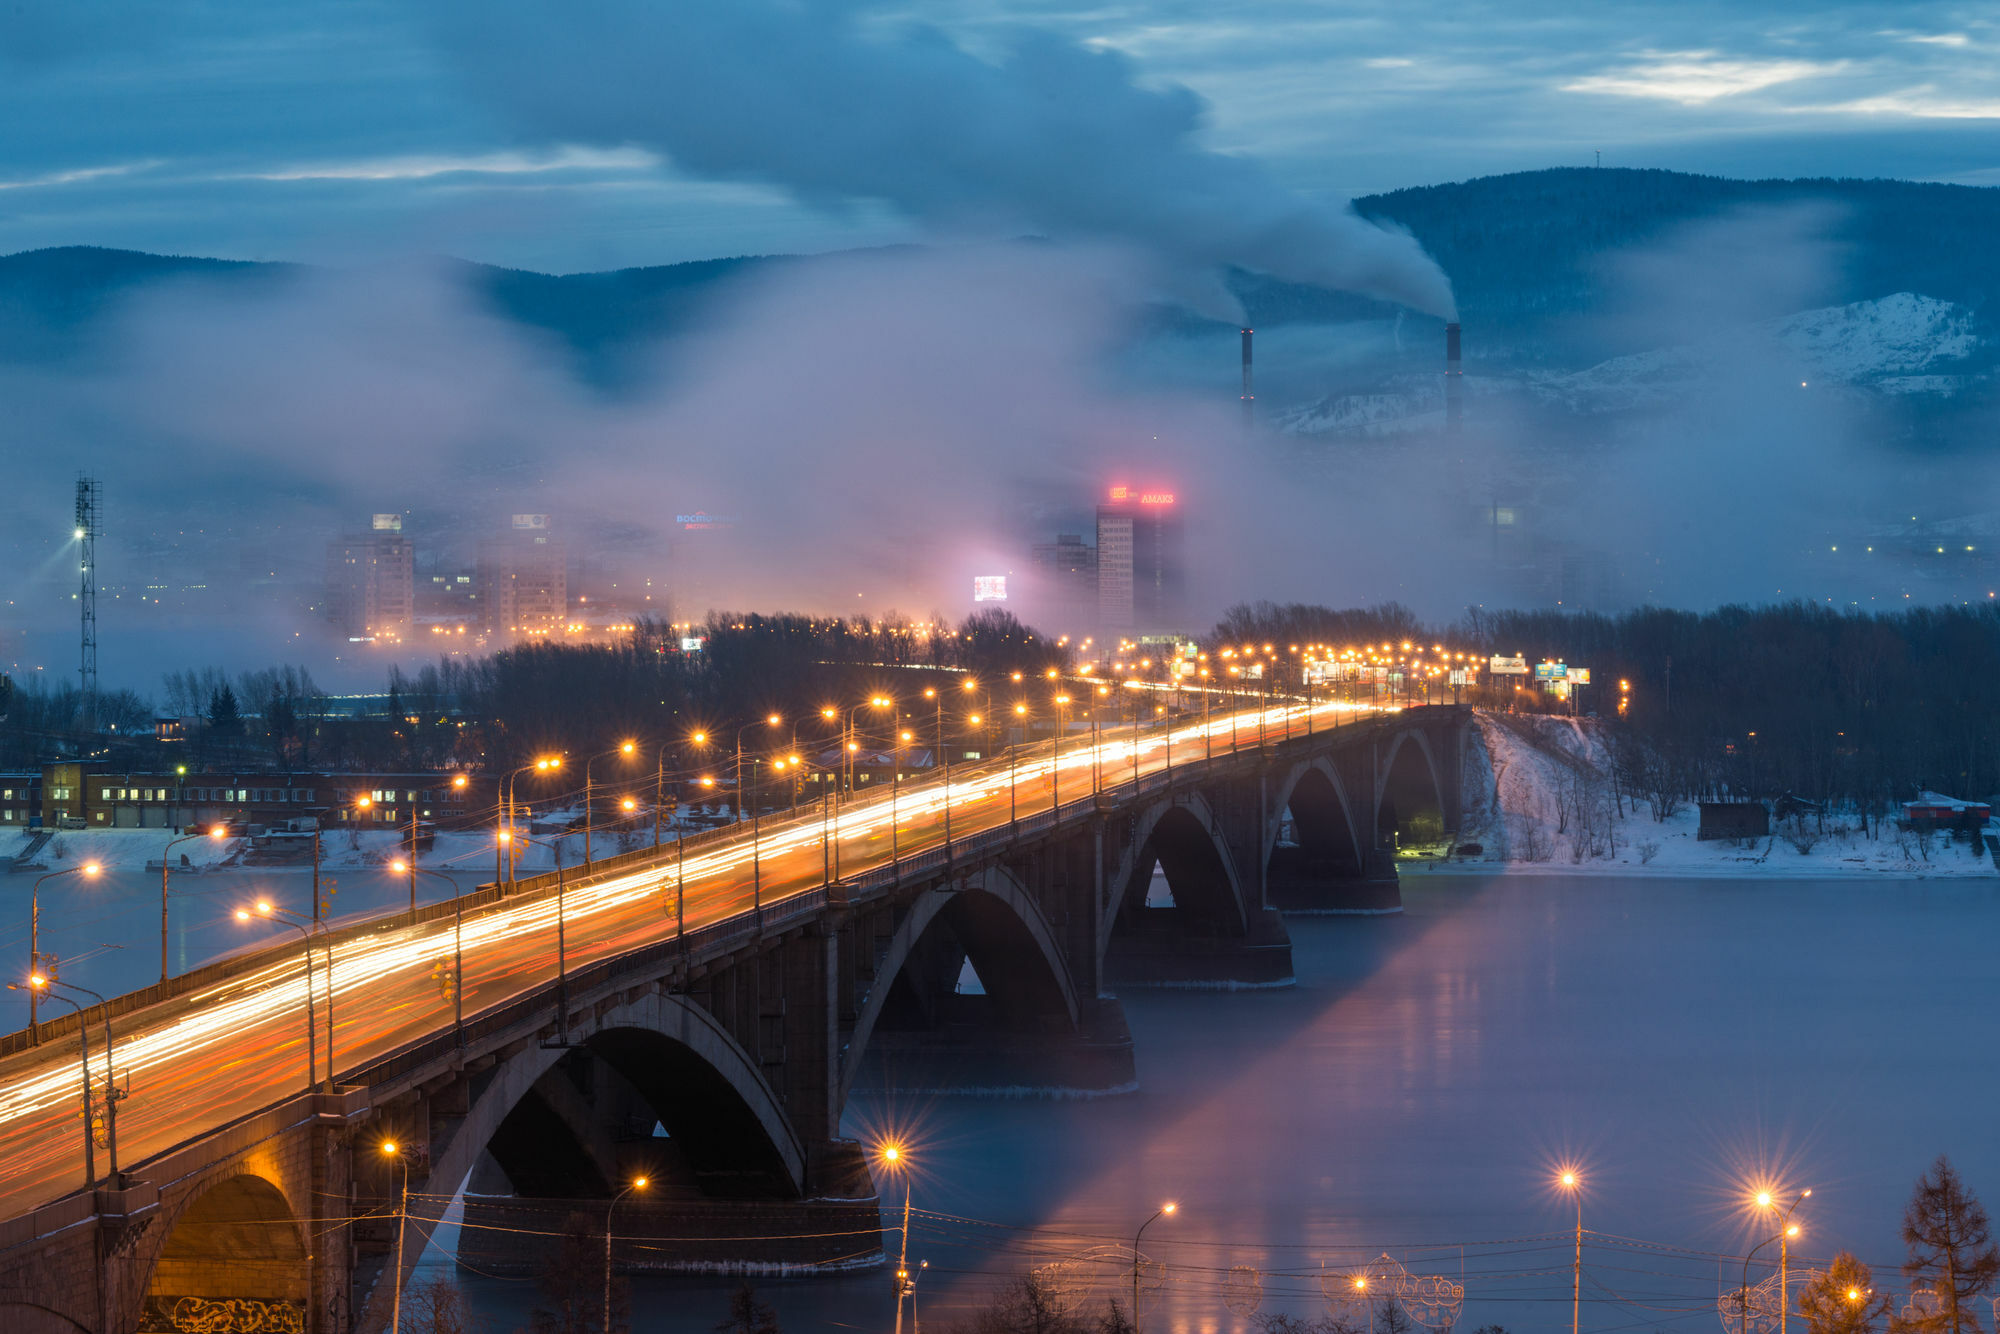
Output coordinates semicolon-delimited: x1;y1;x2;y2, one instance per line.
1139;492;1175;506
1108;485;1130;502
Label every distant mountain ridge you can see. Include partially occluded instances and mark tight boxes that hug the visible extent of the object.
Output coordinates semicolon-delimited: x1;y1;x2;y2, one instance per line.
3;167;1997;375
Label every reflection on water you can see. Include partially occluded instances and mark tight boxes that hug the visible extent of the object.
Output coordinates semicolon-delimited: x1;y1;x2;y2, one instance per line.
20;869;1998;1331
457;873;2000;1333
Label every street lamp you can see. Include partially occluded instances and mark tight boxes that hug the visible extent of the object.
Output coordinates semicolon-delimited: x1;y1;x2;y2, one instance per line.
381;1141;410;1334
606;1176;649;1330
1011;702;1028;829
499;756;563;888
879;1144;917;1334
1739;1187;1811;1334
12;976;100;1186
235;900;330;1091
1133;1201;1178;1334
27;862;100;1036
159;824;228;983
392;860;466;1046
1051;693;1071;822
499;829;572;1043
583;741;638;869
1558;1170;1582;1334
655;730;711;851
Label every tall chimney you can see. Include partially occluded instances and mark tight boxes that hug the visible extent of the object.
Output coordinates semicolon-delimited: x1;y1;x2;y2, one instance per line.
1445;321;1462;433
1240;327;1254;428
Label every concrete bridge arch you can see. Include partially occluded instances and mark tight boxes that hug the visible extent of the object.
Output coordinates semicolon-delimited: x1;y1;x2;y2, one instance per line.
1263;754;1368;878
841;865;1090;1103
1100;788;1250;953
419;991;808;1208
1377;728;1450;848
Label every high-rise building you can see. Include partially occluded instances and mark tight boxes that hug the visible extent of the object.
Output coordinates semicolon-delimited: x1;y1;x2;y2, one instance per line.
1029;533;1098;630
324;514;415;641
478;514;568;637
1095;485;1185;632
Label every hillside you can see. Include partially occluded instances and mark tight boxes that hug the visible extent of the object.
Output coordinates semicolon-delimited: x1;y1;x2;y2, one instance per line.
2;168;1996;378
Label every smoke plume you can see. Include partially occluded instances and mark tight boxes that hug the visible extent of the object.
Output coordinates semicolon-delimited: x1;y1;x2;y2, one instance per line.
416;0;1456;322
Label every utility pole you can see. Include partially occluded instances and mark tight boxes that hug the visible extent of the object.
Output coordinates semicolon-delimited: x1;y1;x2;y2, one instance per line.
75;476;100;732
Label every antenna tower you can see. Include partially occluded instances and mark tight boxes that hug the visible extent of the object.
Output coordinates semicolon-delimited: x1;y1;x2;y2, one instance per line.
75;475;101;724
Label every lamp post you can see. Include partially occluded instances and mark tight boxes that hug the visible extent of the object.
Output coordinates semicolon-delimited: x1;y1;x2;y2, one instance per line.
1051;692;1071;822
880;1144;915;1334
500;830;570;1043
43;977;119;1181
380;1141;410;1334
583;741;638;869
655;731;710;851
159;824;227;983
27;863;100;1037
1559;1171;1581;1334
1132;1201;1177;1334
1742;1189;1810;1334
392;860;466;1047
1010;702;1028;830
499;757;562;888
15;978;95;1186
236;900;328;1091
680;775;715;966
606;1176;649;1331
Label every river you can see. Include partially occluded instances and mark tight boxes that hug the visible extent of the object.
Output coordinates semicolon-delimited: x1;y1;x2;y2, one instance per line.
15;868;1996;1333
447;871;2000;1334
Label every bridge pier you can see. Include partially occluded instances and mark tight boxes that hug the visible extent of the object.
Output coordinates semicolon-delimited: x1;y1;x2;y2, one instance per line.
1266;847;1404;914
856;994;1135;1095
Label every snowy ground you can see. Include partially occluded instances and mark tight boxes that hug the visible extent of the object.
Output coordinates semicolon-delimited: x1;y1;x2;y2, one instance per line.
0;811;721;878
1416;711;1998;879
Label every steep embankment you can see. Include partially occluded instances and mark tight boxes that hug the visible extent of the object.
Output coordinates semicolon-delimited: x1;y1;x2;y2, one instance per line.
1441;710;1995;878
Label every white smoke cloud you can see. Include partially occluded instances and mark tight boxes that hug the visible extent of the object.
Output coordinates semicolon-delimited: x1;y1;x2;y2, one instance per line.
414;0;1457;322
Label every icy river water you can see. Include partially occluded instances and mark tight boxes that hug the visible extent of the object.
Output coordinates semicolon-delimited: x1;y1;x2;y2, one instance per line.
446;870;1998;1334
14;866;1995;1333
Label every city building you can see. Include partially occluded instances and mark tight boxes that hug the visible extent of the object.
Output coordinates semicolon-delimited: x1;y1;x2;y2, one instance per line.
1029;532;1098;630
478;514;568;638
1095;484;1186;633
34;763;493;832
324;513;415;642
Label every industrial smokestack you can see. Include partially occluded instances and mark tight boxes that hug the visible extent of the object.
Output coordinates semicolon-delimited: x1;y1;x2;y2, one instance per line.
1444;321;1462;433
1241;327;1254;428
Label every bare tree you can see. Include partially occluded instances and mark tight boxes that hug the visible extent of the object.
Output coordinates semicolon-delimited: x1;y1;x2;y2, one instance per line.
1896;1156;1999;1334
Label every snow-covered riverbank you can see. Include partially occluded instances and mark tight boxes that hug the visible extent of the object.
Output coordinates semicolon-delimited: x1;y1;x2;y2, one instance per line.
1420;711;1998;879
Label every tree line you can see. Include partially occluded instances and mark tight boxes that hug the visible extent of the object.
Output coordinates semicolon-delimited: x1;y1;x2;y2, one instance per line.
1214;600;2000;813
0;607;1068;775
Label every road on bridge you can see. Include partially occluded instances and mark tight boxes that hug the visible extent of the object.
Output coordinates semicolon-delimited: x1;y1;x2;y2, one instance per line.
0;695;1389;1221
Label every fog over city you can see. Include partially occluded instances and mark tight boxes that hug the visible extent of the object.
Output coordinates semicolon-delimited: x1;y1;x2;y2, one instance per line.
3;0;1996;699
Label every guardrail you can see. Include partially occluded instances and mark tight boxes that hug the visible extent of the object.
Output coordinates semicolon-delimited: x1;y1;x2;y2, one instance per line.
0;703;1456;1064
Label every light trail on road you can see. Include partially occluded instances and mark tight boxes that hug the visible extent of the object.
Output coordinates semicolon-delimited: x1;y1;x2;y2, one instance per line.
0;696;1394;1219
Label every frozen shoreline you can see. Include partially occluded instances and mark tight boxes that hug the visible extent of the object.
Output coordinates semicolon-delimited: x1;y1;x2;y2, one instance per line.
1442;710;1998;881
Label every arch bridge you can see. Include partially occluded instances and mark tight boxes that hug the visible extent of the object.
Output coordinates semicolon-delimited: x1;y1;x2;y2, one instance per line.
0;704;1466;1334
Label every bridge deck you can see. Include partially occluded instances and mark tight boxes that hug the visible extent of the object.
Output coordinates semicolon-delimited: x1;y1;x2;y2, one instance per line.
0;699;1442;1228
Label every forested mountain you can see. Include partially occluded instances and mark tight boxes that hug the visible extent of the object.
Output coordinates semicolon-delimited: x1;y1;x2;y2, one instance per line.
2;168;1995;372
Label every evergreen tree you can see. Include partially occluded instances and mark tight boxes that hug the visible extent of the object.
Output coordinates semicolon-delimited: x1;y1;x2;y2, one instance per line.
1898;1156;1999;1334
715;1281;780;1334
207;684;242;736
1797;1252;1889;1334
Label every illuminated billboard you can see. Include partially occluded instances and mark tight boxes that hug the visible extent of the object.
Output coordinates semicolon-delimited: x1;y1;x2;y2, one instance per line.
973;575;1008;602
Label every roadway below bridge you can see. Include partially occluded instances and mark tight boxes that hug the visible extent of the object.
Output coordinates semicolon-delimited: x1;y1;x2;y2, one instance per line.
0;697;1448;1227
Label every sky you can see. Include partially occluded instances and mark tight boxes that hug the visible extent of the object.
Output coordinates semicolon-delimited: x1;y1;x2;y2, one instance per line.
1;0;1997;274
